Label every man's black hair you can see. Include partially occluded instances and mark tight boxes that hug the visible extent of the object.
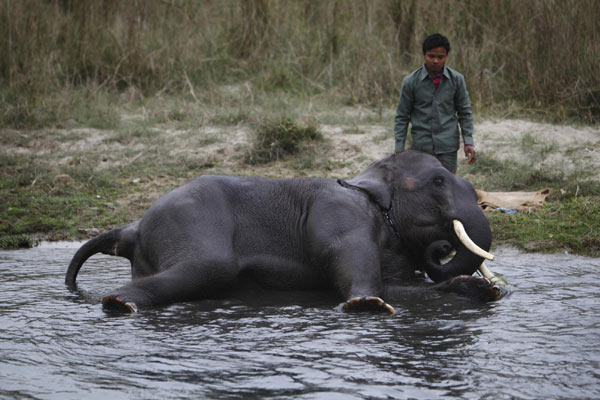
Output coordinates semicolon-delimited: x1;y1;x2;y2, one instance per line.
422;33;451;54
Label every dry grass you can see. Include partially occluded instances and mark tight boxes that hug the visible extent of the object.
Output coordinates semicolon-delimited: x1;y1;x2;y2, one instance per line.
1;0;599;128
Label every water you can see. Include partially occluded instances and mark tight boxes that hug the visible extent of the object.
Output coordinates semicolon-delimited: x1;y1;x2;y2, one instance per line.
1;243;599;399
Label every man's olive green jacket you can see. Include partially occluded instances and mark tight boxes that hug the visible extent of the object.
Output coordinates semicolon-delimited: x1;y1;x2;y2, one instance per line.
394;65;474;154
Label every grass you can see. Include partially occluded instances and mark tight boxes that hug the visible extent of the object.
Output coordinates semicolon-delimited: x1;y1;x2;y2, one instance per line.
0;89;598;255
488;197;600;257
1;88;599;255
1;1;598;128
0;97;328;248
459;152;600;256
461;153;600;197
245;116;322;164
0;234;38;249
0;151;128;242
0;69;600;256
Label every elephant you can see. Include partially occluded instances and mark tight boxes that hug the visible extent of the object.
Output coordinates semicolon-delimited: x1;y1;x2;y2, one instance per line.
66;150;504;313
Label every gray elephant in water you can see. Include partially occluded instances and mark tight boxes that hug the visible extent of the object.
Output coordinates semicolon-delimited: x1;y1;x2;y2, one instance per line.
66;150;503;313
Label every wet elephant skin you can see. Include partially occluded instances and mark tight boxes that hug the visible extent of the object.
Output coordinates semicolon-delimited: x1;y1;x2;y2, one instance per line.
66;150;495;312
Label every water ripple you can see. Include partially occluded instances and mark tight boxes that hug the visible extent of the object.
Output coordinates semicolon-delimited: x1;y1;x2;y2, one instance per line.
0;245;599;399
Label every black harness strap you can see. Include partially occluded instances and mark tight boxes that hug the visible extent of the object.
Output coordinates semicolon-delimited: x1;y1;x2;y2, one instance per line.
337;179;401;239
382;209;401;239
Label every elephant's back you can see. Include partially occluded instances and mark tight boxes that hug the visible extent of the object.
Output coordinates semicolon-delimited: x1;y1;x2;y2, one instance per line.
189;175;333;208
139;174;334;234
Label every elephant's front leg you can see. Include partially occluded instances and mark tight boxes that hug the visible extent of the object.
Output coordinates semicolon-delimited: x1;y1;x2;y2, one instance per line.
341;296;395;314
435;275;508;302
330;237;395;314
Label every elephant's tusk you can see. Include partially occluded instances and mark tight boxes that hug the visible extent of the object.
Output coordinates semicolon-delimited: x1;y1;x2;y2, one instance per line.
478;261;495;280
452;220;494;261
478;261;507;286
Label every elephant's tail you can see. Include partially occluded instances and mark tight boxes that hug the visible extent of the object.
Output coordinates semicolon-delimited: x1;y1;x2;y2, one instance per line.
65;223;136;287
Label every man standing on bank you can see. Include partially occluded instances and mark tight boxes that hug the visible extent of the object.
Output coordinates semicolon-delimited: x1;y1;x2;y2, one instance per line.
394;33;476;173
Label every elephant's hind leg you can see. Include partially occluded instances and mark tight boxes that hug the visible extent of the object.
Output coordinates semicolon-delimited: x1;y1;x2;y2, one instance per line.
102;259;238;312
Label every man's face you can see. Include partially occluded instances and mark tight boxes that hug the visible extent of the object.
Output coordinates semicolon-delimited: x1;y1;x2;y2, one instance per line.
424;47;447;75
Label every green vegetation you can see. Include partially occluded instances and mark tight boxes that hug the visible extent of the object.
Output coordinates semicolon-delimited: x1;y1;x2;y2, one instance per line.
459;154;600;256
246;117;322;164
487;197;600;257
0;1;599;255
1;103;597;254
1;151;130;245
0;234;38;249
461;155;600;196
1;1;598;127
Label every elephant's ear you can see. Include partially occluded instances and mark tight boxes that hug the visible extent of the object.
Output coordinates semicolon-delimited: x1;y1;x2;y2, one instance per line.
338;163;393;210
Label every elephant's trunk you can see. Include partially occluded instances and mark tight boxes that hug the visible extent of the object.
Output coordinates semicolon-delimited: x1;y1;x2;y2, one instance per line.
423;214;492;283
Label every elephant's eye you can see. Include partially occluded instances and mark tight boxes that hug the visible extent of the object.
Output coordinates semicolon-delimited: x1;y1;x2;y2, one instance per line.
433;176;444;186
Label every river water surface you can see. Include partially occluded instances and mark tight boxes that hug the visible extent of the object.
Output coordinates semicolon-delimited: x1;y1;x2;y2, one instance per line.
1;243;599;399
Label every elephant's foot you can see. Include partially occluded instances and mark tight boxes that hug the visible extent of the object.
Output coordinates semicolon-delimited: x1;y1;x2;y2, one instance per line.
102;295;139;313
437;275;507;302
342;296;395;314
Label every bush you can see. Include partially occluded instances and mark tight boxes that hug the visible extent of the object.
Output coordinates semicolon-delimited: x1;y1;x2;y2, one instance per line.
0;234;39;249
245;117;322;164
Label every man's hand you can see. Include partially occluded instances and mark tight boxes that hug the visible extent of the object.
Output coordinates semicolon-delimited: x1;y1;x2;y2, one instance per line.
464;145;476;165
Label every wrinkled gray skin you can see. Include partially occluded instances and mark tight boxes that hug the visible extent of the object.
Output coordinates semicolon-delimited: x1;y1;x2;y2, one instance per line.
66;150;496;312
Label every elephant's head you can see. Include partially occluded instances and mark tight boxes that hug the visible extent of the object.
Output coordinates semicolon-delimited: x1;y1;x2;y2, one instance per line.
340;150;492;283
